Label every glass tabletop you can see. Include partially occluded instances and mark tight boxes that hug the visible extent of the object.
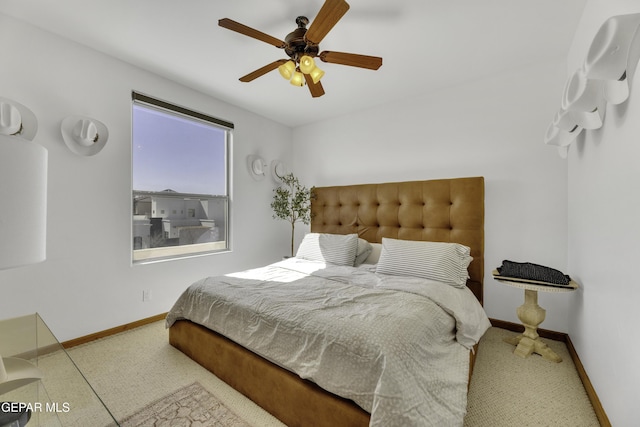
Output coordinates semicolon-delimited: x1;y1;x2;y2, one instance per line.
0;313;118;426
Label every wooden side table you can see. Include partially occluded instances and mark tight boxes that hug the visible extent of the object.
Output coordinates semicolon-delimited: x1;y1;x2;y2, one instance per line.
493;270;578;363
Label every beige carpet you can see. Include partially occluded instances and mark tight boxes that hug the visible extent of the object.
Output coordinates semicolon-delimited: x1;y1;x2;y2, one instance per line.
464;327;600;426
66;321;283;427
63;321;600;426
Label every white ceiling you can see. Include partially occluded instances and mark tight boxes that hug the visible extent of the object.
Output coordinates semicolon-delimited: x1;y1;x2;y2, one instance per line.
0;0;586;128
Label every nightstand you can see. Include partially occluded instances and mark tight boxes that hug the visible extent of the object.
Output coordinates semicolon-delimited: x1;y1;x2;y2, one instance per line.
493;270;578;363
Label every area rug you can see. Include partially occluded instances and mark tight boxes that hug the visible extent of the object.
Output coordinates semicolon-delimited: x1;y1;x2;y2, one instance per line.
120;382;251;426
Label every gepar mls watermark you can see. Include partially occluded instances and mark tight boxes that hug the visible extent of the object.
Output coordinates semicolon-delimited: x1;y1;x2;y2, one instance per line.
1;401;71;413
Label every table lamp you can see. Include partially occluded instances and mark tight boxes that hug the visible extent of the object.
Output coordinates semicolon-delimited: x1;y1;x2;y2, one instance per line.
0;98;48;395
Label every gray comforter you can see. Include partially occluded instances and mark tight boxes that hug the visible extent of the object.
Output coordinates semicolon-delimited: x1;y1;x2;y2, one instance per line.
166;258;490;426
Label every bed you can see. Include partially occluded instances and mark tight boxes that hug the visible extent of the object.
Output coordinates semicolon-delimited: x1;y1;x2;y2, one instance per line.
167;176;489;426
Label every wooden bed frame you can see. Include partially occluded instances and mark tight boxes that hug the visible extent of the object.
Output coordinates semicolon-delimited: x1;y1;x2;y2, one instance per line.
169;177;485;427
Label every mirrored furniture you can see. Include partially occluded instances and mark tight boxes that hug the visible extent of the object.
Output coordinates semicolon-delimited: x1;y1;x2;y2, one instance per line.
0;313;117;426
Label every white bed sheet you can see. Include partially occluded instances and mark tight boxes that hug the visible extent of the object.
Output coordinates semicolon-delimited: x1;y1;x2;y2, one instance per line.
166;258;490;426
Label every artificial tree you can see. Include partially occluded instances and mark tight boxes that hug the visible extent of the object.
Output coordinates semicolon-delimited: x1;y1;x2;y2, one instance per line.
271;173;313;256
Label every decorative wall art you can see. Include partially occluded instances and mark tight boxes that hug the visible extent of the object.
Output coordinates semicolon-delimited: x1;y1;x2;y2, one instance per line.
61;115;109;156
247;154;267;180
271;159;287;184
545;13;640;158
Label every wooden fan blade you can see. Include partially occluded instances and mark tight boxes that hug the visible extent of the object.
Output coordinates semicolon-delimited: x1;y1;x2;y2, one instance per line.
305;0;350;45
304;74;325;98
219;18;286;48
240;60;288;82
319;51;382;70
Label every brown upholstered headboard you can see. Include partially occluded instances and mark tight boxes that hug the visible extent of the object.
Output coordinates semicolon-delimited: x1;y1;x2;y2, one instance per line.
310;177;485;304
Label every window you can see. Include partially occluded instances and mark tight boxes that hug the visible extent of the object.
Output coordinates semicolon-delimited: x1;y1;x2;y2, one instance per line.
131;92;232;263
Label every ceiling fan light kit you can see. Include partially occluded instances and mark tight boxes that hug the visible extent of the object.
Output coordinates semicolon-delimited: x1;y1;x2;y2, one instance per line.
290;71;305;87
309;66;325;84
299;55;315;74
218;0;382;98
280;54;325;86
278;60;296;80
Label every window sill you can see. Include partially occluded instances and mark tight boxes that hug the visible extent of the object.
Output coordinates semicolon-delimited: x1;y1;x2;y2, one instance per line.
132;241;228;264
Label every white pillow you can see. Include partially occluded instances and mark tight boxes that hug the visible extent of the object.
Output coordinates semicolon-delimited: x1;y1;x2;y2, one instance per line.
296;233;358;266
375;238;472;287
355;238;373;266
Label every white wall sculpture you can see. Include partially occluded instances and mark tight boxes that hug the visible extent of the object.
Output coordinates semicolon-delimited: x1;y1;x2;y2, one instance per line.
545;13;640;158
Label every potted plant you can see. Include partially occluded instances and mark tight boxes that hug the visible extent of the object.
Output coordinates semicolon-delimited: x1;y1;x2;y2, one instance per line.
271;172;313;257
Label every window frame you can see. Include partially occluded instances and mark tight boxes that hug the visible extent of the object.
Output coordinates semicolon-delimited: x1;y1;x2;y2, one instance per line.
131;91;233;264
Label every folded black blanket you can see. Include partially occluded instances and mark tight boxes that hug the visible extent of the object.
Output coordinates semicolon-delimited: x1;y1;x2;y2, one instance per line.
497;260;571;286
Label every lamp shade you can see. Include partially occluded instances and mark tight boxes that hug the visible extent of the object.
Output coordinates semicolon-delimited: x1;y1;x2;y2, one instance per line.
309;66;325;84
290;71;305;87
0;135;47;270
299;56;316;74
278;61;296;80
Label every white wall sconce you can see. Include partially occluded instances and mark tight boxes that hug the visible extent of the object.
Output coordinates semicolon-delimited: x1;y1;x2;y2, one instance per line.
0;97;47;394
61;115;109;156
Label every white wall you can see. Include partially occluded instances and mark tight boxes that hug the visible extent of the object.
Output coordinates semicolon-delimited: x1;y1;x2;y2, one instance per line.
566;1;640;425
0;14;293;341
292;61;572;332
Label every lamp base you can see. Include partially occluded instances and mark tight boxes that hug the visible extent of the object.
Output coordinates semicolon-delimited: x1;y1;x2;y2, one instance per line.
0;357;44;395
0;402;32;427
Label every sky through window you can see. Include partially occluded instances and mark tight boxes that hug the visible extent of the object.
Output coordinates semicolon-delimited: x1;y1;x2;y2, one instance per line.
132;104;227;195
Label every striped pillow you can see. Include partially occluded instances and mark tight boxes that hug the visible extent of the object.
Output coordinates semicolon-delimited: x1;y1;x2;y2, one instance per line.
376;238;472;287
296;233;358;266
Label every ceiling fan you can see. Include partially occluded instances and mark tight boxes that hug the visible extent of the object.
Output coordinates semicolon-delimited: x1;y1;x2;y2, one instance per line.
218;0;383;98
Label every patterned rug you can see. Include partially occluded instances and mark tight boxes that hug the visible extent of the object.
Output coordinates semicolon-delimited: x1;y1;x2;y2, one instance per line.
120;382;251;426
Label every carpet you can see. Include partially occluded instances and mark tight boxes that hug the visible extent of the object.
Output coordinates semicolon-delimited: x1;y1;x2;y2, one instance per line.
66;321;599;427
120;382;251;427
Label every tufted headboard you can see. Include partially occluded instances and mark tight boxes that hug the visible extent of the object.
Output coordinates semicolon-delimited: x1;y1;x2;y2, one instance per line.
311;177;485;304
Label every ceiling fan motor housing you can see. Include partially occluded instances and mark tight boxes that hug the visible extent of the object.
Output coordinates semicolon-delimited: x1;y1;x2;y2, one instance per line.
285;17;319;62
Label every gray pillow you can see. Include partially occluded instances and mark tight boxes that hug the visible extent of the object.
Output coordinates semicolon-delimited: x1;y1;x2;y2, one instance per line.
296;233;358;266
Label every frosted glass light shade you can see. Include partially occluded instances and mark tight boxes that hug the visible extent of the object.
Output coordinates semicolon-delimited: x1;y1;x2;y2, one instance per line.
290;71;305;87
0;135;47;270
309;66;325;84
299;55;316;74
278;61;296;80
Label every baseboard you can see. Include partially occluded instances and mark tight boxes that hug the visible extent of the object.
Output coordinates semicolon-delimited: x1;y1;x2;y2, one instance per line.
564;334;611;427
61;313;167;349
489;318;611;427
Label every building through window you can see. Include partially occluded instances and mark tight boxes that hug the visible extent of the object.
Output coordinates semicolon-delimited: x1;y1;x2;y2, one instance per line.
132;92;232;263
